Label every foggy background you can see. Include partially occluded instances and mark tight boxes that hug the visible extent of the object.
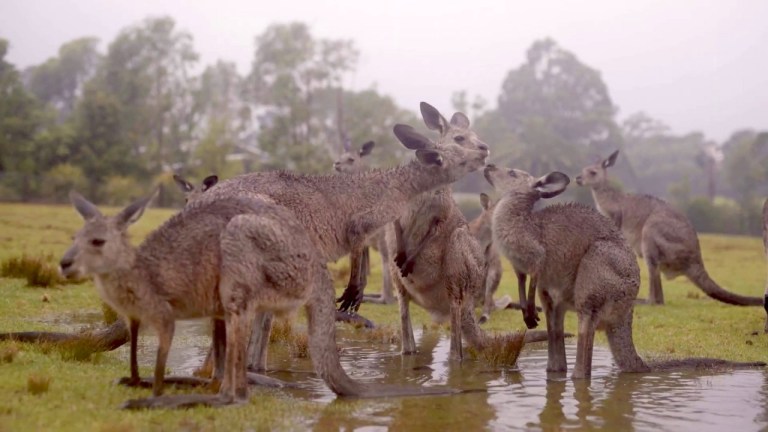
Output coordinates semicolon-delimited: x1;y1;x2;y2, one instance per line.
1;0;767;234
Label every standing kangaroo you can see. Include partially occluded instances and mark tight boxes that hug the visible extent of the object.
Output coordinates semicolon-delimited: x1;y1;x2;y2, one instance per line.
576;150;764;308
332;140;395;305
485;165;766;378
192;102;490;375
468;193;514;323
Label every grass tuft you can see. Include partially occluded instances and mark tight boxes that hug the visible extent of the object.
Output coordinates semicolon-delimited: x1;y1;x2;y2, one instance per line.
1;254;65;287
468;330;526;367
0;342;19;363
288;333;309;359
27;374;51;395
358;325;401;344
268;318;295;344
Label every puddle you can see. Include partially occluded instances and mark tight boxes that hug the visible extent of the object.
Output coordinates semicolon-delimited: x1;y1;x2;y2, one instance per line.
112;319;768;431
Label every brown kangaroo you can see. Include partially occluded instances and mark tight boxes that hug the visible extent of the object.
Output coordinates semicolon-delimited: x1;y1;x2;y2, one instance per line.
485;164;766;378
576;150;764;308
468;193;519;323
332;140;395;305
195;102;490;372
173;174;219;204
63;192;425;409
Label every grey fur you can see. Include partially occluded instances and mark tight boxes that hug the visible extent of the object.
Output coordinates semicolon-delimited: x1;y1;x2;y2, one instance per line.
576;151;764;307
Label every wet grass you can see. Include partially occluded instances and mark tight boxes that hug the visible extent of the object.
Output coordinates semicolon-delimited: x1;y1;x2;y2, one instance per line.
0;202;766;431
467;330;527;367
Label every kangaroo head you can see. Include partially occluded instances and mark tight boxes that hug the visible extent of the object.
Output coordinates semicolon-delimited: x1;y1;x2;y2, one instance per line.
173;174;218;204
59;191;154;279
484;165;570;200
333;141;375;173
470;193;497;248
393;102;489;178
575;150;619;187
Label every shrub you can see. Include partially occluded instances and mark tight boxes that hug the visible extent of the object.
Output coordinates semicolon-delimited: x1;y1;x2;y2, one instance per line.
40;164;88;203
101;175;144;205
27;374;52;395
0;254;65;287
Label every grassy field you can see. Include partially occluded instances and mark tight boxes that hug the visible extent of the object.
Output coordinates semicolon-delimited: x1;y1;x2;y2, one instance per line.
0;202;766;431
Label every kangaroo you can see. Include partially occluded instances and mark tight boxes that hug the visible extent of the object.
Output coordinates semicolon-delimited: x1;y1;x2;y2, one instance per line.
61;191;401;408
576;150;764;308
763;198;768;333
468;193;520;323
188;102;490;380
332;140;395;305
173;174;219;204
485;164;766;378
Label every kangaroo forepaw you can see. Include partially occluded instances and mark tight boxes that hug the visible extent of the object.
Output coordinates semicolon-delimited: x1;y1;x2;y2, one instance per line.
399;259;415;277
477;315;489;325
336;282;363;312
523;311;540;329
394;251;407;268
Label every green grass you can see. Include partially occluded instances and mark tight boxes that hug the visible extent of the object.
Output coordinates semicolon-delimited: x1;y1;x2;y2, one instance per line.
0;202;766;431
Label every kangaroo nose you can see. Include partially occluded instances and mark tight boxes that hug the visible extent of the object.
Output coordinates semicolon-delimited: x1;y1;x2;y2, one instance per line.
485;163;496;169
478;143;489;151
60;258;73;270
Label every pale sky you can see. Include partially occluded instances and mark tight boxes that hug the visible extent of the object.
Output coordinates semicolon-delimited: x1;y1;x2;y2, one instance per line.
1;0;766;142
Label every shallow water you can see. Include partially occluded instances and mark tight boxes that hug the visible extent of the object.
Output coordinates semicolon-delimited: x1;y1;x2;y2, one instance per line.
127;320;768;431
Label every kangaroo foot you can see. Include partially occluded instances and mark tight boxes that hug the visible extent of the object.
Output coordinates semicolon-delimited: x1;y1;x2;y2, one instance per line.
335;310;375;329
121;394;240;410
523;330;573;344
362;294;395;305
117;376;211;389
354;383;476;398
246;372;298;388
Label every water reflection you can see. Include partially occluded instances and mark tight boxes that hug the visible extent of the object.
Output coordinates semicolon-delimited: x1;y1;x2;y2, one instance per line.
123;320;767;431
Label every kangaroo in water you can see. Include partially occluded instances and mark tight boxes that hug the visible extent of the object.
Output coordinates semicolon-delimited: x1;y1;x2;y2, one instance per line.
484;164;766;378
576;150;764;309
332;140;395;305
195;102;491;373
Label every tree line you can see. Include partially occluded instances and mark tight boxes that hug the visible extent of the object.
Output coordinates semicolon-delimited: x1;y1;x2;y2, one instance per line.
1;17;766;234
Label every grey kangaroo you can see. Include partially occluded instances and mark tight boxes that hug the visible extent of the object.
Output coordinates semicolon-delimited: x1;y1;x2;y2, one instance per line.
485;164;766;378
332;140;395;305
173;174;219;204
576;150;764;308
190;102;490;377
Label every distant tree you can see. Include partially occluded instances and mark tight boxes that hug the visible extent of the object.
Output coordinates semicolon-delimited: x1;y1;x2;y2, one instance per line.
248;22;359;172
478;38;622;178
24;37;101;120
0;39;46;199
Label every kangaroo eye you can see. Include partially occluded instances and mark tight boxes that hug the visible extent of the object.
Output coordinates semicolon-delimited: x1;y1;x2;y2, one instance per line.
588;170;597;176
90;239;106;247
508;170;517;178
347;158;355;163
454;136;465;143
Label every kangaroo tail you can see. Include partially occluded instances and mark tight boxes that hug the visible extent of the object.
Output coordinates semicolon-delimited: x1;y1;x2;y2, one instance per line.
686;263;764;306
649;358;766;371
0;320;128;351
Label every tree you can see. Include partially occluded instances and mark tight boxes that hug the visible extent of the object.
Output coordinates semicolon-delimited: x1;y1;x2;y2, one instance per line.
248;22;359;172
0;39;46;199
98;16;199;182
24;37;101;120
480;38;622;177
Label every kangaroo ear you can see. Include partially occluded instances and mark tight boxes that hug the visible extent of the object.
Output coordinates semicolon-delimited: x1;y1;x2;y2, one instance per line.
450;112;470;129
69;191;102;220
480;193;491;210
116;190;156;229
533;172;570;199
420;102;450;135
359;141;375;157
415;149;443;167
202;175;218;191
173;174;194;193
602;150;619;169
393;124;432;150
